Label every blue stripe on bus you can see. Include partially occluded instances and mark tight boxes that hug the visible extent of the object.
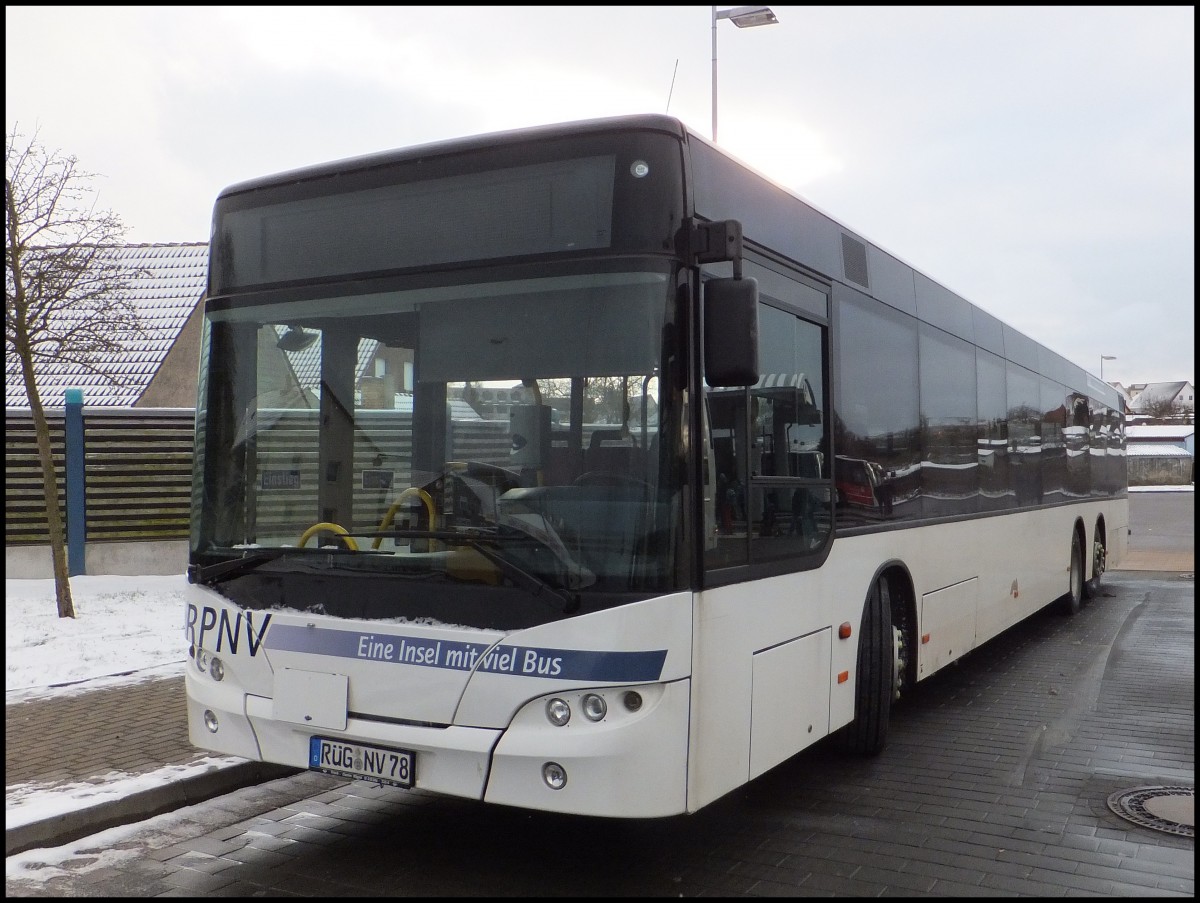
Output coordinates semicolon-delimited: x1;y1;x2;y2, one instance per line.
265;623;667;682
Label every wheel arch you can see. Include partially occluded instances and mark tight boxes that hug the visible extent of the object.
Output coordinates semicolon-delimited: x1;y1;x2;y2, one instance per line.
864;559;918;692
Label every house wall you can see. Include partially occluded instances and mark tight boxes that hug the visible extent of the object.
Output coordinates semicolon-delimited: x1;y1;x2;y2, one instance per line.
7;540;188;579
137;301;204;407
1128;456;1194;486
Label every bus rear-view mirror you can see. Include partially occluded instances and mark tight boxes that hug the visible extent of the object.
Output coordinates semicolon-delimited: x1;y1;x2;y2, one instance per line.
704;277;759;387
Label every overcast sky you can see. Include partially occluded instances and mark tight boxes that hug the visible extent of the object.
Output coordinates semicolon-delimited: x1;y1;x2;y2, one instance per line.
6;5;1194;386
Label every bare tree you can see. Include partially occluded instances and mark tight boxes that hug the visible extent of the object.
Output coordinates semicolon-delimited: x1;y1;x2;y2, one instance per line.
1141;396;1189;423
5;125;146;618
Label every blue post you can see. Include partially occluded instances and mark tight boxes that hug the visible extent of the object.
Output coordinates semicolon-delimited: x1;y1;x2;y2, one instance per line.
64;388;86;576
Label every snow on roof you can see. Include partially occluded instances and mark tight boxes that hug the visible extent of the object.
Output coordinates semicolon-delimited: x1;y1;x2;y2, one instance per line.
6;243;208;408
1126;443;1192;458
1126;425;1195;440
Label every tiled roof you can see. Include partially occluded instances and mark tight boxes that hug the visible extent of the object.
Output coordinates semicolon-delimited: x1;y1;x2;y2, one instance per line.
6;243;208;408
276;326;379;393
1129;381;1190;412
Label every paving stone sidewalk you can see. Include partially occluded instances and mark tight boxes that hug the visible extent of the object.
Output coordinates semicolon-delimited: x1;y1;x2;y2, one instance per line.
5;674;293;856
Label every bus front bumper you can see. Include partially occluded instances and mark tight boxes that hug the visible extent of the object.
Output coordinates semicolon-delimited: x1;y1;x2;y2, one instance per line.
186;673;691;818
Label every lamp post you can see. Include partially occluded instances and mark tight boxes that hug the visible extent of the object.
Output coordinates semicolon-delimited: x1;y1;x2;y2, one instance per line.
712;5;779;143
1100;355;1116;381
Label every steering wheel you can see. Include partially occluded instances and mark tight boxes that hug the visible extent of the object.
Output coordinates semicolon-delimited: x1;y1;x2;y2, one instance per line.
445;460;522;492
297;522;359;551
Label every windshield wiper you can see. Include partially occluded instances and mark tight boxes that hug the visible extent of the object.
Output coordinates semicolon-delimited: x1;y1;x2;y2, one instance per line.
188;549;292;586
387;529;581;614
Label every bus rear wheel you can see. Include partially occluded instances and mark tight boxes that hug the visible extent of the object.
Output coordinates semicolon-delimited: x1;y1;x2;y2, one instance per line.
1058;531;1084;615
837;574;896;755
1084;529;1106;600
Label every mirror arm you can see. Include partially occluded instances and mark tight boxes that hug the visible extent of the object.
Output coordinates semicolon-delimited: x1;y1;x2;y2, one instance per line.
687;219;745;279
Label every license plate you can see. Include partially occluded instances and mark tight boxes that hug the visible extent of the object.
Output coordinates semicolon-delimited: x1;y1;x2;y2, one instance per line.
309;737;415;788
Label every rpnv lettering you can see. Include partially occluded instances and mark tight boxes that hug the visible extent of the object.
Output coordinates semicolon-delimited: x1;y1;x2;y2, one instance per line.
186;603;271;657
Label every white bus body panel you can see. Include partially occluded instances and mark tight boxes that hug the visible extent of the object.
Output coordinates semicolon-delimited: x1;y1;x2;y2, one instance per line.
686;500;1125;812
748;628;832;780
920;579;979;674
484;678;691;817
186;500;1125;818
185;585;694;815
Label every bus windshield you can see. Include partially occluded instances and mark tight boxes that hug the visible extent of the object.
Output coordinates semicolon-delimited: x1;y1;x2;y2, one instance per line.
191;262;681;629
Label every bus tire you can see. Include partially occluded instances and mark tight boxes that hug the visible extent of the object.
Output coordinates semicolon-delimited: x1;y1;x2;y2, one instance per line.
1083;527;1105;600
1058;531;1084;615
837;574;894;755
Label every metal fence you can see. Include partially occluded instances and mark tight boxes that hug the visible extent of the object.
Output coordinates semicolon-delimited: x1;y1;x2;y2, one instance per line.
5;407;195;546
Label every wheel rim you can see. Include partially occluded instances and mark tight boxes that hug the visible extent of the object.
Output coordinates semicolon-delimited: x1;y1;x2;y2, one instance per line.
1071;540;1083;602
891;624;906;701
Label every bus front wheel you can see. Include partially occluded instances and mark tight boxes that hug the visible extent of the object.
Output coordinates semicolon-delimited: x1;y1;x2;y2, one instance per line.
837;574;895;755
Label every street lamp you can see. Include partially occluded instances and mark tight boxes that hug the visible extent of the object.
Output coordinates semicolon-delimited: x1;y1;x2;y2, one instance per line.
712;5;779;143
1100;355;1116;381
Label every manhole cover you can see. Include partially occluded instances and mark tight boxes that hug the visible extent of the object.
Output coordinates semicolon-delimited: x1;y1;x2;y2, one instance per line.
1107;786;1194;837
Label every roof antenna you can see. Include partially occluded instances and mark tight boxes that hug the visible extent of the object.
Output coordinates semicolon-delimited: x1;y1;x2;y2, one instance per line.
665;58;679;113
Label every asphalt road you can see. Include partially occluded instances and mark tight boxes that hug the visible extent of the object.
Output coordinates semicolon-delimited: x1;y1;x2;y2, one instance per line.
1127;490;1195;559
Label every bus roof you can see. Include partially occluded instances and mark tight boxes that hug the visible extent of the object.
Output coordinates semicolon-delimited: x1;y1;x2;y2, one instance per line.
215;114;691;200
214;113;1123;411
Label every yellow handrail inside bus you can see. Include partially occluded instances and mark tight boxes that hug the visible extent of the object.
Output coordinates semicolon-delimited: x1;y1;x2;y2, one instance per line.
373;487;437;550
297;522;359;551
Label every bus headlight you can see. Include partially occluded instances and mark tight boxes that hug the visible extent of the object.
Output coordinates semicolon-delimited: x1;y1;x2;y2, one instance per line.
542;762;567;789
208;656;225;682
546;698;571;726
581;693;607;722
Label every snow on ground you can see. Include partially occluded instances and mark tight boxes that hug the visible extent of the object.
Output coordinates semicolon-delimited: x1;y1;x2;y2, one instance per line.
5;574;189;697
5;573;248;848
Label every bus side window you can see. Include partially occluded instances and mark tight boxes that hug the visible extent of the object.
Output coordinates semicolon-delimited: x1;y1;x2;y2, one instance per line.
746;305;831;558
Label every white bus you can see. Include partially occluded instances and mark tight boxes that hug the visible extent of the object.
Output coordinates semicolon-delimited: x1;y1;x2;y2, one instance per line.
184;115;1127;818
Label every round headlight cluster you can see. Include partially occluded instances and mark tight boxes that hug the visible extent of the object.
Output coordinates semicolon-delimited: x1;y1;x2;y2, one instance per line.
194;649;225;681
546;698;571;726
545;693;610;727
581;693;607;722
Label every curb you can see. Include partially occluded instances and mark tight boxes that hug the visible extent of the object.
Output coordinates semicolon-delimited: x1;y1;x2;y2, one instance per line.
5;761;298;857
